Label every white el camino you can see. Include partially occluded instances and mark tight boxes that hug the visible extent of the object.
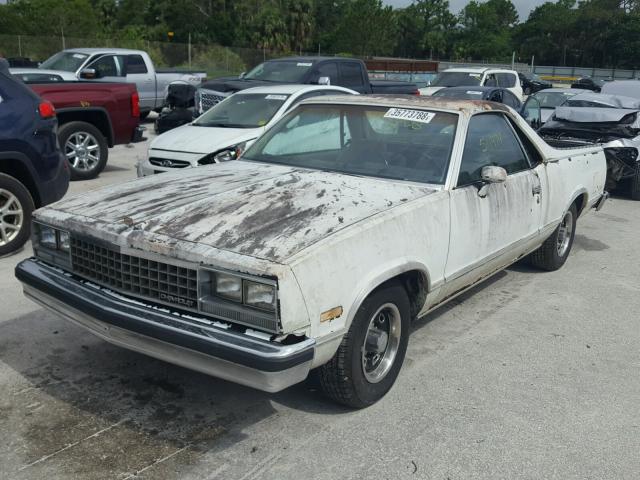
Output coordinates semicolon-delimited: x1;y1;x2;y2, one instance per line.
16;96;608;408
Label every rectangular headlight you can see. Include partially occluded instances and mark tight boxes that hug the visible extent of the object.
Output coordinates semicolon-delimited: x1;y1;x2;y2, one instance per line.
244;281;276;312
214;272;242;302
58;231;71;252
39;225;58;249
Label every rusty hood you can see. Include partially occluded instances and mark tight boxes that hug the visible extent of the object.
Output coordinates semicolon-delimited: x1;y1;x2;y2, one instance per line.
51;161;436;263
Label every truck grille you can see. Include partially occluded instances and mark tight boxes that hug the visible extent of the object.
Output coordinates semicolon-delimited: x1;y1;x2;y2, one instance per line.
199;91;227;112
70;238;198;309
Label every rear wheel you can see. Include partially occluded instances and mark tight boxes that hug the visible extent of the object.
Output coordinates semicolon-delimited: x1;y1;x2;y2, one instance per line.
59;121;108;181
530;204;577;271
318;282;411;408
0;174;35;256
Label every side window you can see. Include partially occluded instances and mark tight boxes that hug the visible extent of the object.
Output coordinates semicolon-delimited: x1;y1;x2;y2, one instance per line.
88;55;124;77
484;73;497;87
316;63;338;85
503;91;521;109
339;62;365;88
507;117;542;165
126;55;148;74
457;113;531;187
497;73;517;88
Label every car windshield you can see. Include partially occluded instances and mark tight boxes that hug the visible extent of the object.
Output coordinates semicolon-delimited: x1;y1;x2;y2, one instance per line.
431;72;482;87
242;104;458;184
40;51;89;72
244;60;313;82
193;93;289;128
532;91;576;108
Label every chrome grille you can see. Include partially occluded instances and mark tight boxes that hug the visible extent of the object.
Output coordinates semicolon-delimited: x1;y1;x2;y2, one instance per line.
70;238;198;308
199;91;226;112
149;157;190;168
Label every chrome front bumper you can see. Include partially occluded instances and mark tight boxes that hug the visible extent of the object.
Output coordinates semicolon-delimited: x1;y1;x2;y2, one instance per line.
16;259;315;392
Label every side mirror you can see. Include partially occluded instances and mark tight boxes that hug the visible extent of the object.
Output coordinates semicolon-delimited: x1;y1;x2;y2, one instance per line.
79;68;97;79
239;71;246;79
478;166;507;197
317;76;330;86
481;165;507;183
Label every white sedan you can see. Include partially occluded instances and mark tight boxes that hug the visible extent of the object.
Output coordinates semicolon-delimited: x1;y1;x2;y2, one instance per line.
137;84;357;176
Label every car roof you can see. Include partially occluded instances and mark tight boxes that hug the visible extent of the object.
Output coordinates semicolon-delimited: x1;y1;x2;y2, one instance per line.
234;84;357;95
265;56;345;63
532;88;584;94
435;86;501;93
64;48;143;54
443;67;517;74
301;94;512;115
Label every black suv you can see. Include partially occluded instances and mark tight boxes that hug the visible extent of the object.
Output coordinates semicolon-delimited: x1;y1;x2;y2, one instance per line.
0;69;69;256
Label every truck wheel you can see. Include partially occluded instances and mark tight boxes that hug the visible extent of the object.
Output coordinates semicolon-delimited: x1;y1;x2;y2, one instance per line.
529;204;577;271
318;282;411;408
0;174;35;256
630;165;640;200
59;122;108;181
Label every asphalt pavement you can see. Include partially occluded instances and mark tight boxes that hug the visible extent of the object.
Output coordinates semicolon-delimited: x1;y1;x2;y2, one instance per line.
0;120;638;479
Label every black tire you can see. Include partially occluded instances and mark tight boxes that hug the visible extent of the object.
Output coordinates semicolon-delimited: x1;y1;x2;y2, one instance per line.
0;173;35;256
58;121;109;181
530;204;577;271
630;165;640;200
318;282;411;408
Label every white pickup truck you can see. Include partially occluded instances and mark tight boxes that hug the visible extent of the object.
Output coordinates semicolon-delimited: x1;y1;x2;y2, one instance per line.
11;48;206;117
421;67;523;100
16;96;607;408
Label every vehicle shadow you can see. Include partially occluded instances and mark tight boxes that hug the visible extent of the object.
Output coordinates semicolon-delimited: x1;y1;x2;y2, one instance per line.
412;270;509;332
0;308;350;473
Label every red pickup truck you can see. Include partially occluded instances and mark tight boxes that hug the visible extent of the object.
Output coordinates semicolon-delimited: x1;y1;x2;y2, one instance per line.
27;81;144;180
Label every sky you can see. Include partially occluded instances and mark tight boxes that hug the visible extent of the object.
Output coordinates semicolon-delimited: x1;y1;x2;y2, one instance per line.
385;0;551;21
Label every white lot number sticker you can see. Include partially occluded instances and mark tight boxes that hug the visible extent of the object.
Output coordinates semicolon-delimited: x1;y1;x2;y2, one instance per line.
266;94;287;100
466;90;483;95
297;62;313;67
384;108;435;124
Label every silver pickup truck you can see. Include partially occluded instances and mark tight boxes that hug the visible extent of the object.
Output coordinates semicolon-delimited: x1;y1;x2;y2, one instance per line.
12;48;206;117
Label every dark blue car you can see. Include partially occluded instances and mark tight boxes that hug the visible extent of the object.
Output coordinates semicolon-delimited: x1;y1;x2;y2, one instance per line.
432;86;523;110
0;67;69;255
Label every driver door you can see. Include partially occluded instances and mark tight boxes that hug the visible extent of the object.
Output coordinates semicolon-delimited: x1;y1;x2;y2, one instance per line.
85;54;126;83
442;112;543;296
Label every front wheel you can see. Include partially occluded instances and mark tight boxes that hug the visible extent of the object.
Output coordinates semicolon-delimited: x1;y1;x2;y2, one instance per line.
318;282;411;408
530;204;577;271
0;174;35;256
59;121;108;181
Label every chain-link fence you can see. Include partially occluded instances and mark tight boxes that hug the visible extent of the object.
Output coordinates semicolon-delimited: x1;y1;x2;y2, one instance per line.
0;34;326;77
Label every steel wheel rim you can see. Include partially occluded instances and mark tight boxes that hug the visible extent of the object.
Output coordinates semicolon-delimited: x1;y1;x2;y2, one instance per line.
557;210;574;257
361;302;401;384
0;188;24;247
65;132;100;171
